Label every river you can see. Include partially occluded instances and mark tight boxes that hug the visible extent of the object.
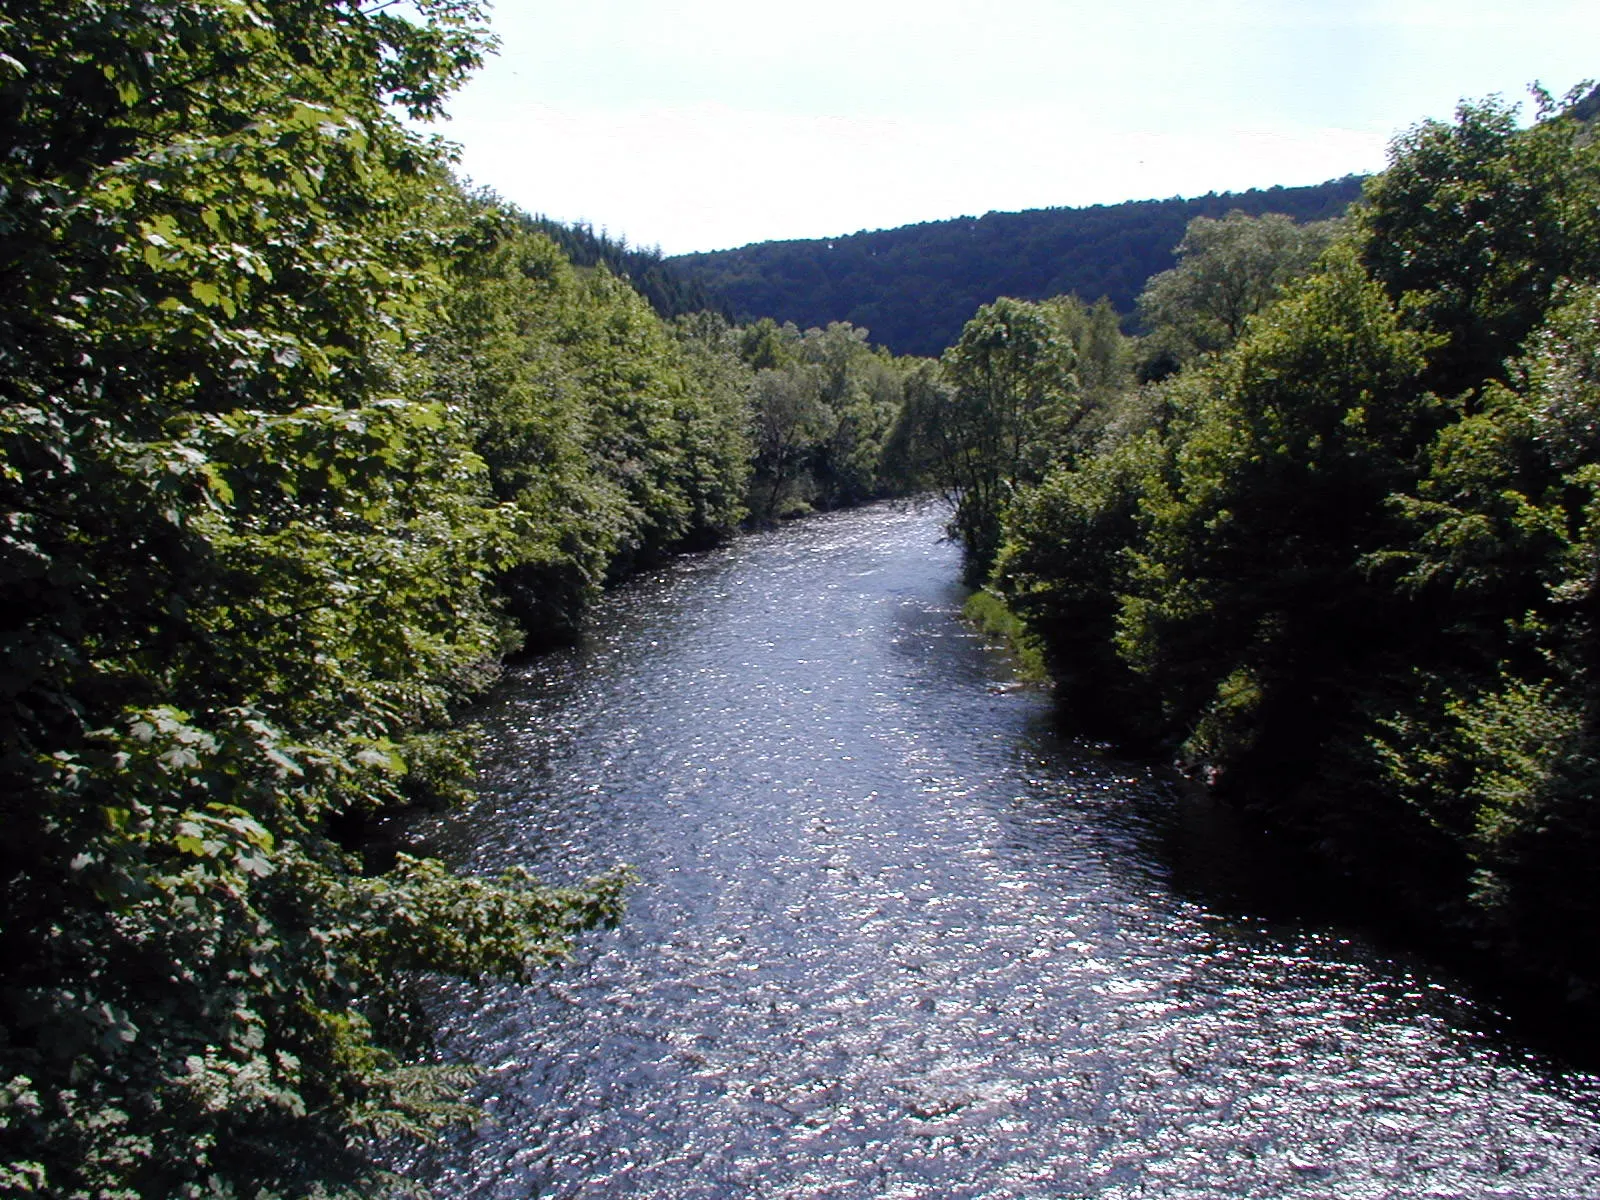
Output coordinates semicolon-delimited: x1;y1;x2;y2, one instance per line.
401;500;1600;1198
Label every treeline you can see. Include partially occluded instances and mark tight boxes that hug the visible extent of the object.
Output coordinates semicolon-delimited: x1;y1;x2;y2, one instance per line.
670;177;1364;357
736;317;919;520
0;3;921;1196
902;86;1600;1014
528;217;728;321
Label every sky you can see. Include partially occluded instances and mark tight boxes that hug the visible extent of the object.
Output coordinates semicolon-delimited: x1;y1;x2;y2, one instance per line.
429;1;1600;256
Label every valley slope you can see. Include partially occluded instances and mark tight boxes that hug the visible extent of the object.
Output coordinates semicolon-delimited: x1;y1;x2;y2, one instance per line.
669;177;1364;356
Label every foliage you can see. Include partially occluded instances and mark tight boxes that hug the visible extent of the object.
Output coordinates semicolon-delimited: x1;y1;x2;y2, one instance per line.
0;4;666;1195
1135;210;1340;375
739;320;914;522
798;322;908;509
666;310;759;539
961;589;1048;683
1365;283;1600;989
670;178;1365;357
422;205;614;644
1116;245;1435;775
426;206;752;642
994;425;1167;736
747;363;831;519
529;217;728;321
1031;293;1145;462
1359;87;1600;398
988;87;1600;1009
905;297;1082;579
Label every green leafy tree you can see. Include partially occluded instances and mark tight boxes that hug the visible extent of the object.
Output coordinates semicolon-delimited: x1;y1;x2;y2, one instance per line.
988;87;1600;1009
739;317;803;370
923;297;1081;579
671;178;1365;357
739;320;908;520
994;425;1166;737
748;364;832;520
1359;86;1600;398
1136;211;1339;375
1364;283;1600;985
666;310;756;546
430;208;752;641
799;323;904;507
423;207;618;644
1043;295;1135;409
0;5;630;1196
1119;245;1435;782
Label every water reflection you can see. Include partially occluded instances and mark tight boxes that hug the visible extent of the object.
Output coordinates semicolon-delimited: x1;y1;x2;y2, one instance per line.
401;501;1600;1199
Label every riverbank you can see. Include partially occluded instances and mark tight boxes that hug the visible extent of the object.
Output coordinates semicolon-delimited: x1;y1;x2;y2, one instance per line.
400;501;1600;1197
964;581;1600;1065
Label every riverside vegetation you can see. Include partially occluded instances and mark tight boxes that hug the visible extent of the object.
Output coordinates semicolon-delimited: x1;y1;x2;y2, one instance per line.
0;3;925;1195
5;1;1600;1193
896;84;1600;1031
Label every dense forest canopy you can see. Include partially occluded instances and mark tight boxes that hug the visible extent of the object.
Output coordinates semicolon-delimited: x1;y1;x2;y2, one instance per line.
669;177;1365;356
0;3;650;1195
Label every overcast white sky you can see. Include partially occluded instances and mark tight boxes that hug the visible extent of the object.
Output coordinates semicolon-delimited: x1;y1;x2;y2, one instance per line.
430;1;1600;255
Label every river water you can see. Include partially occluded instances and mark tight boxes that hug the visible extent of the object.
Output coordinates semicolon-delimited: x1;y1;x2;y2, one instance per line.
406;500;1600;1199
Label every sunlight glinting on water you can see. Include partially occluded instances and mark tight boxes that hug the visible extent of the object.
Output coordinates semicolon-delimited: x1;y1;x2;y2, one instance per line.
399;501;1600;1199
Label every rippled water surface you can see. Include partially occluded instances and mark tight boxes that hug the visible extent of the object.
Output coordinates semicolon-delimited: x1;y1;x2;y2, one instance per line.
406;502;1600;1198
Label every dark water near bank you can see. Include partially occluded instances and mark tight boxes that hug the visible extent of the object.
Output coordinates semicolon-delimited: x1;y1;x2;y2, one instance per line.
405;501;1600;1198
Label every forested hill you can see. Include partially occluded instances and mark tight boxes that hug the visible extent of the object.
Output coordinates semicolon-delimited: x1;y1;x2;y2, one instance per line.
531;215;728;319
669;177;1365;356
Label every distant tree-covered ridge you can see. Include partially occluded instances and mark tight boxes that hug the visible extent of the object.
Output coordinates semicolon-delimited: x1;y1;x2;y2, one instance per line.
669;178;1365;357
531;215;729;320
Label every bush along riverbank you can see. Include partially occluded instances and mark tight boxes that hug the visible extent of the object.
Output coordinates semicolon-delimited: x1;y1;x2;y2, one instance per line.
901;85;1600;1033
0;5;935;1193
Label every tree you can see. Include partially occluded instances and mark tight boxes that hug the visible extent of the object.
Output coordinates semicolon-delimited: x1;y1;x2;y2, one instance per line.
1119;246;1434;781
748;364;831;520
924;298;1081;579
1364;283;1600;986
669;178;1365;357
994;425;1166;737
1359;87;1600;399
0;6;630;1195
666;310;755;546
1043;295;1135;409
739;316;802;370
986;86;1600;1011
1136;211;1339;375
798;323;904;507
425;207;618;644
737;320;910;520
433;210;753;639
